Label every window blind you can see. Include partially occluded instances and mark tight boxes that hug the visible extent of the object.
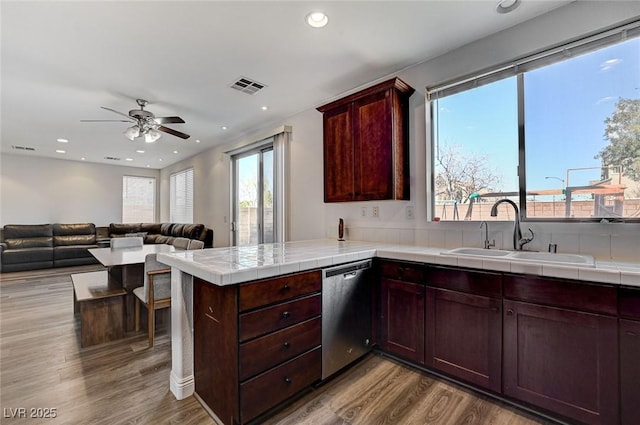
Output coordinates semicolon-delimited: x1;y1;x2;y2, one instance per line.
427;20;640;101
170;168;194;223
122;176;156;223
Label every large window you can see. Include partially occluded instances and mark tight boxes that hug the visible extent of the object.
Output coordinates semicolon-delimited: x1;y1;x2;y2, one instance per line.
170;168;193;223
122;176;156;223
430;22;640;222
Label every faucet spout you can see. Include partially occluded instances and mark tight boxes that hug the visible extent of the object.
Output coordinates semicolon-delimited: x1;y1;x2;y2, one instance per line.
490;199;528;250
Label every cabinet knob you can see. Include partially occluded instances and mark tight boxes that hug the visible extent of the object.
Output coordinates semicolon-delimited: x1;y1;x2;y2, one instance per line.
208;306;213;313
282;311;291;319
283;341;291;349
283;284;290;291
506;309;515;316
284;377;292;384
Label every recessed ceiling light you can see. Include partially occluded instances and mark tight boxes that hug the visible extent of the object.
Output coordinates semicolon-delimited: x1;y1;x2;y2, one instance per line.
81;157;86;161
136;150;145;153
146;164;150;168
261;106;268;111
159;158;163;162
221;126;228;131
125;158;133;161
56;149;65;154
306;11;328;28
196;139;201;143
56;138;68;143
496;0;520;14
173;150;178;154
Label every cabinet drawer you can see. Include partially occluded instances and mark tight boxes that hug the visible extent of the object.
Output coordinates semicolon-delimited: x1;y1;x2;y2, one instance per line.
240;317;321;381
240;294;321;341
504;274;617;315
240;347;321;423
378;260;424;283
428;266;502;298
239;270;321;311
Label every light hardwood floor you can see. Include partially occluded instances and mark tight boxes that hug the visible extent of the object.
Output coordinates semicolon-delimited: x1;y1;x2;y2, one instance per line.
1;267;554;425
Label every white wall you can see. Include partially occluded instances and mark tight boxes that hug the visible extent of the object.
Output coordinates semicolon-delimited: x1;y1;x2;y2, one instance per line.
0;154;159;226
2;2;639;260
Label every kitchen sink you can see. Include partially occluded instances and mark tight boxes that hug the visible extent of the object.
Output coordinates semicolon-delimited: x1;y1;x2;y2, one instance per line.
442;247;595;267
441;247;512;257
509;251;595;266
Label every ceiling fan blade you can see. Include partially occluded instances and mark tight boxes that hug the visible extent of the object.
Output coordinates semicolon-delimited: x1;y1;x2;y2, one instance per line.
153;116;185;124
100;106;135;121
80;119;131;122
158;125;190;139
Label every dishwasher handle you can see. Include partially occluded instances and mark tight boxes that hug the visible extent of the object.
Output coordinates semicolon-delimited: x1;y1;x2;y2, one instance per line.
343;271;358;280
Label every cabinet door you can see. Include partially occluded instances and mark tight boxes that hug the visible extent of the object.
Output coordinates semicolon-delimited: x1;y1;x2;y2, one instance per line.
426;288;502;392
620;319;640;425
380;278;425;363
194;279;239;425
353;90;393;200
323;103;354;202
503;300;618;425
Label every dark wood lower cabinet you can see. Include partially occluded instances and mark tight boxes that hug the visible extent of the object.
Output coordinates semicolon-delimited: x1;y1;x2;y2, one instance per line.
503;299;619;425
380;277;425;363
425;287;502;393
620;319;640;425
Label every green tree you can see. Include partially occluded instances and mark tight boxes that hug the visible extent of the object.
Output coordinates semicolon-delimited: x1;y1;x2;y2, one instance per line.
596;98;640;181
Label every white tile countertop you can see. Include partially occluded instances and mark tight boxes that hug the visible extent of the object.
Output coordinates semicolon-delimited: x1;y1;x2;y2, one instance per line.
157;239;640;288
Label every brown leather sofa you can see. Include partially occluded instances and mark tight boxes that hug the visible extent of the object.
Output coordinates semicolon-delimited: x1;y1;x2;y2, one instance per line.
1;222;213;273
105;223;213;248
0;223;99;273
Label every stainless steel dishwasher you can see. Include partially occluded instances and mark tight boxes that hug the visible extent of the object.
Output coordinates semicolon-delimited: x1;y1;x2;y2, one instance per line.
322;259;373;379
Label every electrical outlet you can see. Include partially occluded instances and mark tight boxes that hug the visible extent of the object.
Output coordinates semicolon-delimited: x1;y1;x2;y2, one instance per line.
406;206;414;219
372;206;379;218
361;207;367;217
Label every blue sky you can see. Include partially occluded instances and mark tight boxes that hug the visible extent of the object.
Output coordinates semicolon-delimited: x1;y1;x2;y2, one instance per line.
435;36;639;194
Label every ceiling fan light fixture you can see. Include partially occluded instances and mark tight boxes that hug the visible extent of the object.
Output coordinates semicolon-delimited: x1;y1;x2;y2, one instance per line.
124;125;140;141
145;129;161;143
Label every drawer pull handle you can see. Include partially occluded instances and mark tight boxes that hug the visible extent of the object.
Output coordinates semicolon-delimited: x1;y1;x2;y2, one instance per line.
283;341;291;349
208;306;213;313
284;377;292;384
282;311;291;319
627;331;638;337
506;309;515;316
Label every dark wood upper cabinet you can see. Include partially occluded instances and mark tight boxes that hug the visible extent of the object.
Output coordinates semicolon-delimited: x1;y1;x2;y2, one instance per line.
619;288;640;425
317;77;414;202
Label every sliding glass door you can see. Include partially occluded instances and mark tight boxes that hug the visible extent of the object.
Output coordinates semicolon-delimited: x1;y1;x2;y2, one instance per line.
232;144;275;246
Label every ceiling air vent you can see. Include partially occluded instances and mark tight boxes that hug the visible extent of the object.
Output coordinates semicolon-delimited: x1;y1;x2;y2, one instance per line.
104;156;121;161
230;77;267;95
11;145;36;151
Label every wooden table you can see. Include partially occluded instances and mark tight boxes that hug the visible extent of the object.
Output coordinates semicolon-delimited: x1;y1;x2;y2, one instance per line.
72;271;127;347
88;244;176;331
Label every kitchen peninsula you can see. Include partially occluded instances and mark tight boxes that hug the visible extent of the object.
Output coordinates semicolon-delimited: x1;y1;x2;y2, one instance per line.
158;239;640;425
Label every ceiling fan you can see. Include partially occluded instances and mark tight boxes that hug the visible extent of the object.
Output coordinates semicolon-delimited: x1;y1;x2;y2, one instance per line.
82;98;190;142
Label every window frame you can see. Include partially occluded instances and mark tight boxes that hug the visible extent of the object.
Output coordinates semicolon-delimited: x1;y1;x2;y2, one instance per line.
427;20;640;223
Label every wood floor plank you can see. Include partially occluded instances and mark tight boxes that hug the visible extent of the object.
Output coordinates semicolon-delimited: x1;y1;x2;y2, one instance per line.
2;267;557;425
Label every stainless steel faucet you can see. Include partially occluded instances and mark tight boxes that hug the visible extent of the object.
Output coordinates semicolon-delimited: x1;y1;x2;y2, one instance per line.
480;221;495;249
489;199;534;250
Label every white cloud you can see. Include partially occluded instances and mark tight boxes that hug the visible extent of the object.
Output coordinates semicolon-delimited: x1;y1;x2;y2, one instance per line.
600;58;622;71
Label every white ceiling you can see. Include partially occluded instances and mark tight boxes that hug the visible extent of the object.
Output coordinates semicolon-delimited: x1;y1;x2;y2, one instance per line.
1;0;571;169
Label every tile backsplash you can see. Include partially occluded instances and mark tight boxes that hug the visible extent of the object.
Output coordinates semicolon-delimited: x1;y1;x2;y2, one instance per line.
327;221;640;263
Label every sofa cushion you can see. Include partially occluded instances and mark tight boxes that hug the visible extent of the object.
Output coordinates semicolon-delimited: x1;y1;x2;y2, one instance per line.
54;234;97;246
2;247;54;264
4;224;52;239
53;223;96;236
160;223;174;236
181;224;205;240
5;237;53;249
140;223;163;234
53;245;96;260
109;223;141;237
